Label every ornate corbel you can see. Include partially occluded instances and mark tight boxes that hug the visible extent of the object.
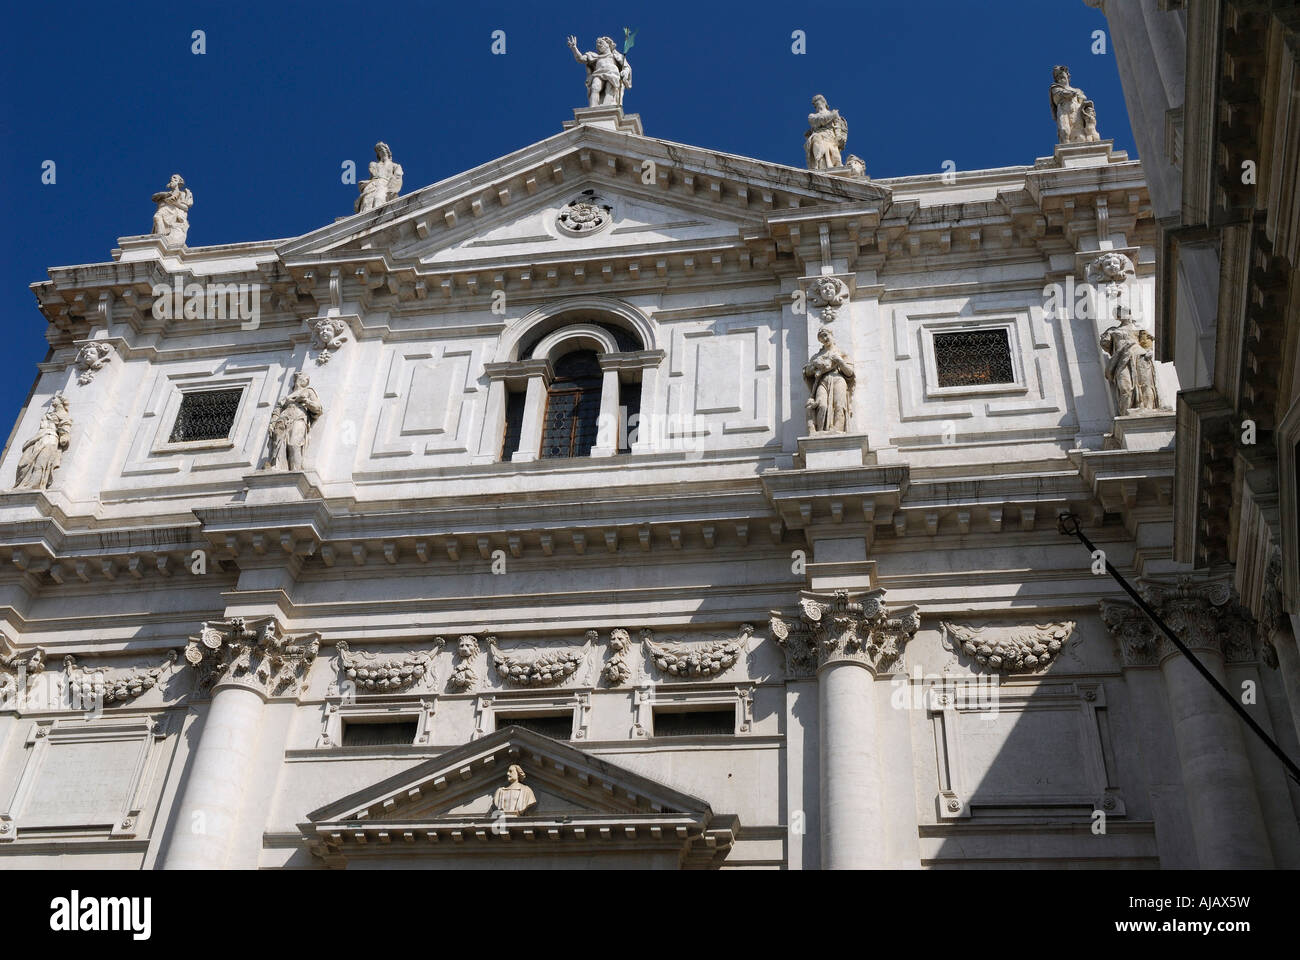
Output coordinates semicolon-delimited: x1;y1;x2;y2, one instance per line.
182;617;320;698
770;589;919;678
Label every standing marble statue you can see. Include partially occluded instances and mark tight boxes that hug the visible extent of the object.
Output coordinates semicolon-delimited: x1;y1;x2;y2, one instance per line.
1100;306;1161;415
804;327;855;434
805;95;848;170
151;174;194;246
491;764;537;816
567;35;631;107
354;142;404;214
1050;66;1101;144
266;373;323;471
14;393;71;490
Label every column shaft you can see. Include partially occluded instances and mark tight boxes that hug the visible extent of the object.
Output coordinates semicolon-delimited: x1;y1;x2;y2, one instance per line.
819;661;882;869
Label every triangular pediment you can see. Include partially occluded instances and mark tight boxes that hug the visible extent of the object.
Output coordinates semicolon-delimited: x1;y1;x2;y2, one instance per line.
277;122;893;267
300;726;739;867
305;725;712;825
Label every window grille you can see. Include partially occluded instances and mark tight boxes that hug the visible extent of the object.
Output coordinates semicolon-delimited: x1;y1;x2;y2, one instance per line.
933;330;1014;387
340;720;417;747
168;388;243;443
496;714;573;740
652;708;735;737
540;351;603;459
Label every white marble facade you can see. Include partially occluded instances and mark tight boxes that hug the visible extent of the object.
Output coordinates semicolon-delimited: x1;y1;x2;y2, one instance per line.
0;95;1294;871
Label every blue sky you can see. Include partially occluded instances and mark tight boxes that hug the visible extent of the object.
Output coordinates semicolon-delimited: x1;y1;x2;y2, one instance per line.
0;0;1127;435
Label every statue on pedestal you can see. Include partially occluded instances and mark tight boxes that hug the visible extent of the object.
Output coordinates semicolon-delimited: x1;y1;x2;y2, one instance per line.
14;393;71;490
151;174;194;246
567;35;631;107
354;142;403;214
803;327;855;434
805;95;848;170
266;373;323;471
1100;306;1161;415
1050;66;1101;144
491;764;537;816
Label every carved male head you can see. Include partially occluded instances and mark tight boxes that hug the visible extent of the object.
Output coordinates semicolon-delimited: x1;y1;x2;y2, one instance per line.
1053;65;1070;84
505;764;525;785
811;94;828;111
167;174;185;190
596;36;614;53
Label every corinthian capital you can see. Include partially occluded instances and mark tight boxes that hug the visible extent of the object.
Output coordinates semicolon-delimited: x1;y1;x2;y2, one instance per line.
182;617;320;699
770;588;919;678
1100;576;1255;668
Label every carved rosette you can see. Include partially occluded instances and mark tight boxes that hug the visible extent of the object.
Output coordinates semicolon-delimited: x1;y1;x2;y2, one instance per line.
489;635;591;687
336;639;441;693
309;317;349;364
644;625;753;678
942;622;1076;673
602;629;635;685
74;342;114;385
770;589;919;678
182;617;320;698
556;191;613;236
1100;577;1255;668
808;276;850;323
447;635;483;692
64;651;177;706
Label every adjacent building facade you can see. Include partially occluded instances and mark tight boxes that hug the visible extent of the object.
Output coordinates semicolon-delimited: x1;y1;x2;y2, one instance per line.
1;57;1297;868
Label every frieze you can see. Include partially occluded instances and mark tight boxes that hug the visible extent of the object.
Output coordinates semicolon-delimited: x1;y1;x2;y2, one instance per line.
941;622;1077;673
64;651;177;706
643;625;753;679
336;639;442;693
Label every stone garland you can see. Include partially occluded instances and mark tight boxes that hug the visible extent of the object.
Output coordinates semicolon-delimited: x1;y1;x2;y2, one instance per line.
336;639;441;693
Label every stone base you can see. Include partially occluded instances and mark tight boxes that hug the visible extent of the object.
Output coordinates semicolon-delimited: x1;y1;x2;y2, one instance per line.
794;433;872;469
113;234;187;263
820;165;869;181
242;469;324;504
1105;411;1176;451
1037;139;1128;169
563;105;643;136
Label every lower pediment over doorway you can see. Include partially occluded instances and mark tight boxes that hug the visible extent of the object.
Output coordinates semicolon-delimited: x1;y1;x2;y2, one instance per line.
298;725;740;869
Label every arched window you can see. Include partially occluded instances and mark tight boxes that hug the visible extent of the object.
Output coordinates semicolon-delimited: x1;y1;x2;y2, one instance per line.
540;351;603;459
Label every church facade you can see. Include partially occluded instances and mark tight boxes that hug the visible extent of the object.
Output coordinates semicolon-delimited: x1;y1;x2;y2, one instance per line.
1;51;1297;869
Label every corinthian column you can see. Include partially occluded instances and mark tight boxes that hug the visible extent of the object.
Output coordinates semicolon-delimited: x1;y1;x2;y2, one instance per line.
1102;577;1274;868
163;617;319;870
772;589;919;869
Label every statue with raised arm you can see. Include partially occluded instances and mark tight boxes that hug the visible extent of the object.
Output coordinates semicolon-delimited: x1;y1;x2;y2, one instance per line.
1100;306;1161;416
14;393;71;490
1050;66;1100;144
266;373;323;471
567;34;631;107
805;95;848;170
151;174;194;246
354;142;404;214
803;327;855;434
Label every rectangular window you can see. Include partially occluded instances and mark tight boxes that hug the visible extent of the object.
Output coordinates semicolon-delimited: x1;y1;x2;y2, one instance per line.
168;388;243;443
501;390;526;460
933;330;1014;388
495;713;573;740
652;707;735;737
340;719;418;747
619;382;642;455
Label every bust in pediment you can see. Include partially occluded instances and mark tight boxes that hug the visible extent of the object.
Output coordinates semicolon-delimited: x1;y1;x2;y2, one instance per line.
491;764;538;816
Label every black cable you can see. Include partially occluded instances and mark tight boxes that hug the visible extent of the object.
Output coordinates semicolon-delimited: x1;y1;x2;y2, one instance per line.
1057;512;1300;786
